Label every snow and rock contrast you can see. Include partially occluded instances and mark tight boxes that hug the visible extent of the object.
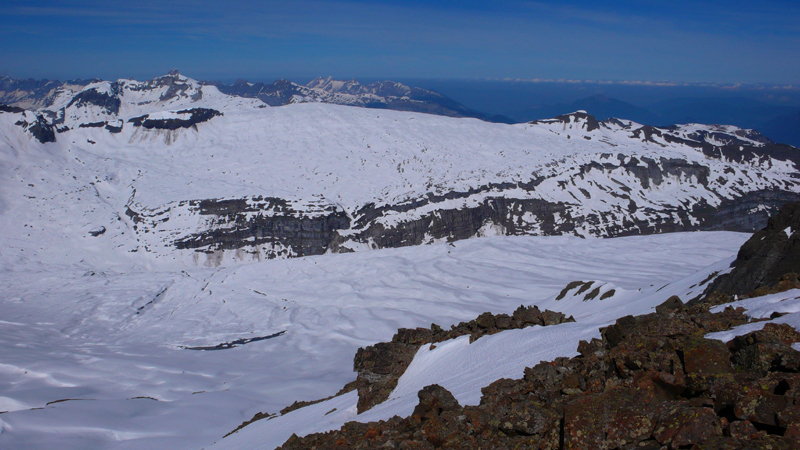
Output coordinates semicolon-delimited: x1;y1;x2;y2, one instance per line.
2;71;800;450
215;204;800;450
2;72;800;267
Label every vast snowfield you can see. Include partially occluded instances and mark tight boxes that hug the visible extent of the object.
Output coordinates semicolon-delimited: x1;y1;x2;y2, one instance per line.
0;231;752;450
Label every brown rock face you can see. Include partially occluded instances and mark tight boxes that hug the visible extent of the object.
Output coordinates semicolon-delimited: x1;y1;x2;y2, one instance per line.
682;336;733;375
564;387;658;450
352;341;418;413
652;403;722;447
729;323;800;374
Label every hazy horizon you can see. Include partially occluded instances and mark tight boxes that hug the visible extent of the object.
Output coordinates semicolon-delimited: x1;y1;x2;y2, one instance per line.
2;0;799;84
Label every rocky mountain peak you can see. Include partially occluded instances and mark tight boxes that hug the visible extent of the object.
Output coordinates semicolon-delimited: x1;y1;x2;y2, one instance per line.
530;110;602;131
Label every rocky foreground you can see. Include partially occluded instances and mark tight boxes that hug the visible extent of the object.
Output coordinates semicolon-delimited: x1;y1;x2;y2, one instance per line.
269;203;800;449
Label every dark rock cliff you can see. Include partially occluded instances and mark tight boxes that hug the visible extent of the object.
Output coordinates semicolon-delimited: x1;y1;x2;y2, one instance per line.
129;197;351;259
128;108;222;130
14;114;56;143
706;201;800;297
66;87;122;115
146;189;800;261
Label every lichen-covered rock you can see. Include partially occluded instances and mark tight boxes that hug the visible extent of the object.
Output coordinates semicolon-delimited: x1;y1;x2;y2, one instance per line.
412;384;460;421
735;391;787;427
564;387;658;450
682;336;733;375
655;295;683;315
729;323;800;374
353;341;419;413
652;402;722;447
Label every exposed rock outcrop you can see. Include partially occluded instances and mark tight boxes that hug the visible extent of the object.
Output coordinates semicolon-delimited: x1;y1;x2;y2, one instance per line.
67;87;121;115
14;114;56;143
166;197;351;259
128;107;222;130
350;306;574;413
705;201;800;298
277;298;800;450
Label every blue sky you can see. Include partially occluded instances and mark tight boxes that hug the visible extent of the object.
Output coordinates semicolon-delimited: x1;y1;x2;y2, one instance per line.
1;0;799;84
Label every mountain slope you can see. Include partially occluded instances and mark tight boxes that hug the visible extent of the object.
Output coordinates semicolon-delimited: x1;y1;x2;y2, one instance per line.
1;73;799;268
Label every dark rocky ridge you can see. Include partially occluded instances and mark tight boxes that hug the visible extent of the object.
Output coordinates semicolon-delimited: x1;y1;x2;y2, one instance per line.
66;87;121;115
0;104;25;113
706;201;800;298
143;187;800;261
128;108;222;130
13;114;56;143
348;306;575;414
276;296;800;450
127;197;351;259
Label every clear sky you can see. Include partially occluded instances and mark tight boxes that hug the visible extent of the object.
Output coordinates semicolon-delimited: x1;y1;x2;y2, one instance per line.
1;0;799;84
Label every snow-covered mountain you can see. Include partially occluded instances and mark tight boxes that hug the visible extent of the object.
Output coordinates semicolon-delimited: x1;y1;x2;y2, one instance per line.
0;72;507;123
1;72;800;268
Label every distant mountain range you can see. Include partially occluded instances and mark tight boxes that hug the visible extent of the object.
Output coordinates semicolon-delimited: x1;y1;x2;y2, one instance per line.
0;72;512;124
3;73;797;146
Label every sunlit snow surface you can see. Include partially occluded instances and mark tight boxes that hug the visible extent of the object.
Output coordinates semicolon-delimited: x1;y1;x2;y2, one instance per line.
0;232;748;450
706;289;800;346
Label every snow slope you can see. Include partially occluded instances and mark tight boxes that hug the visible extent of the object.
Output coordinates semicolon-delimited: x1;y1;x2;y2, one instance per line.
0;232;747;450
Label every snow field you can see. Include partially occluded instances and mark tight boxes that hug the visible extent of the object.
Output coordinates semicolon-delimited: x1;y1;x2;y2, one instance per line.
0;232;744;450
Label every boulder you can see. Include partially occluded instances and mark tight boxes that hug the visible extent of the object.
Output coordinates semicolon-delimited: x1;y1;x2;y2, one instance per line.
652;402;722;448
655;295;683;315
412;384;460;422
682;336;733;375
